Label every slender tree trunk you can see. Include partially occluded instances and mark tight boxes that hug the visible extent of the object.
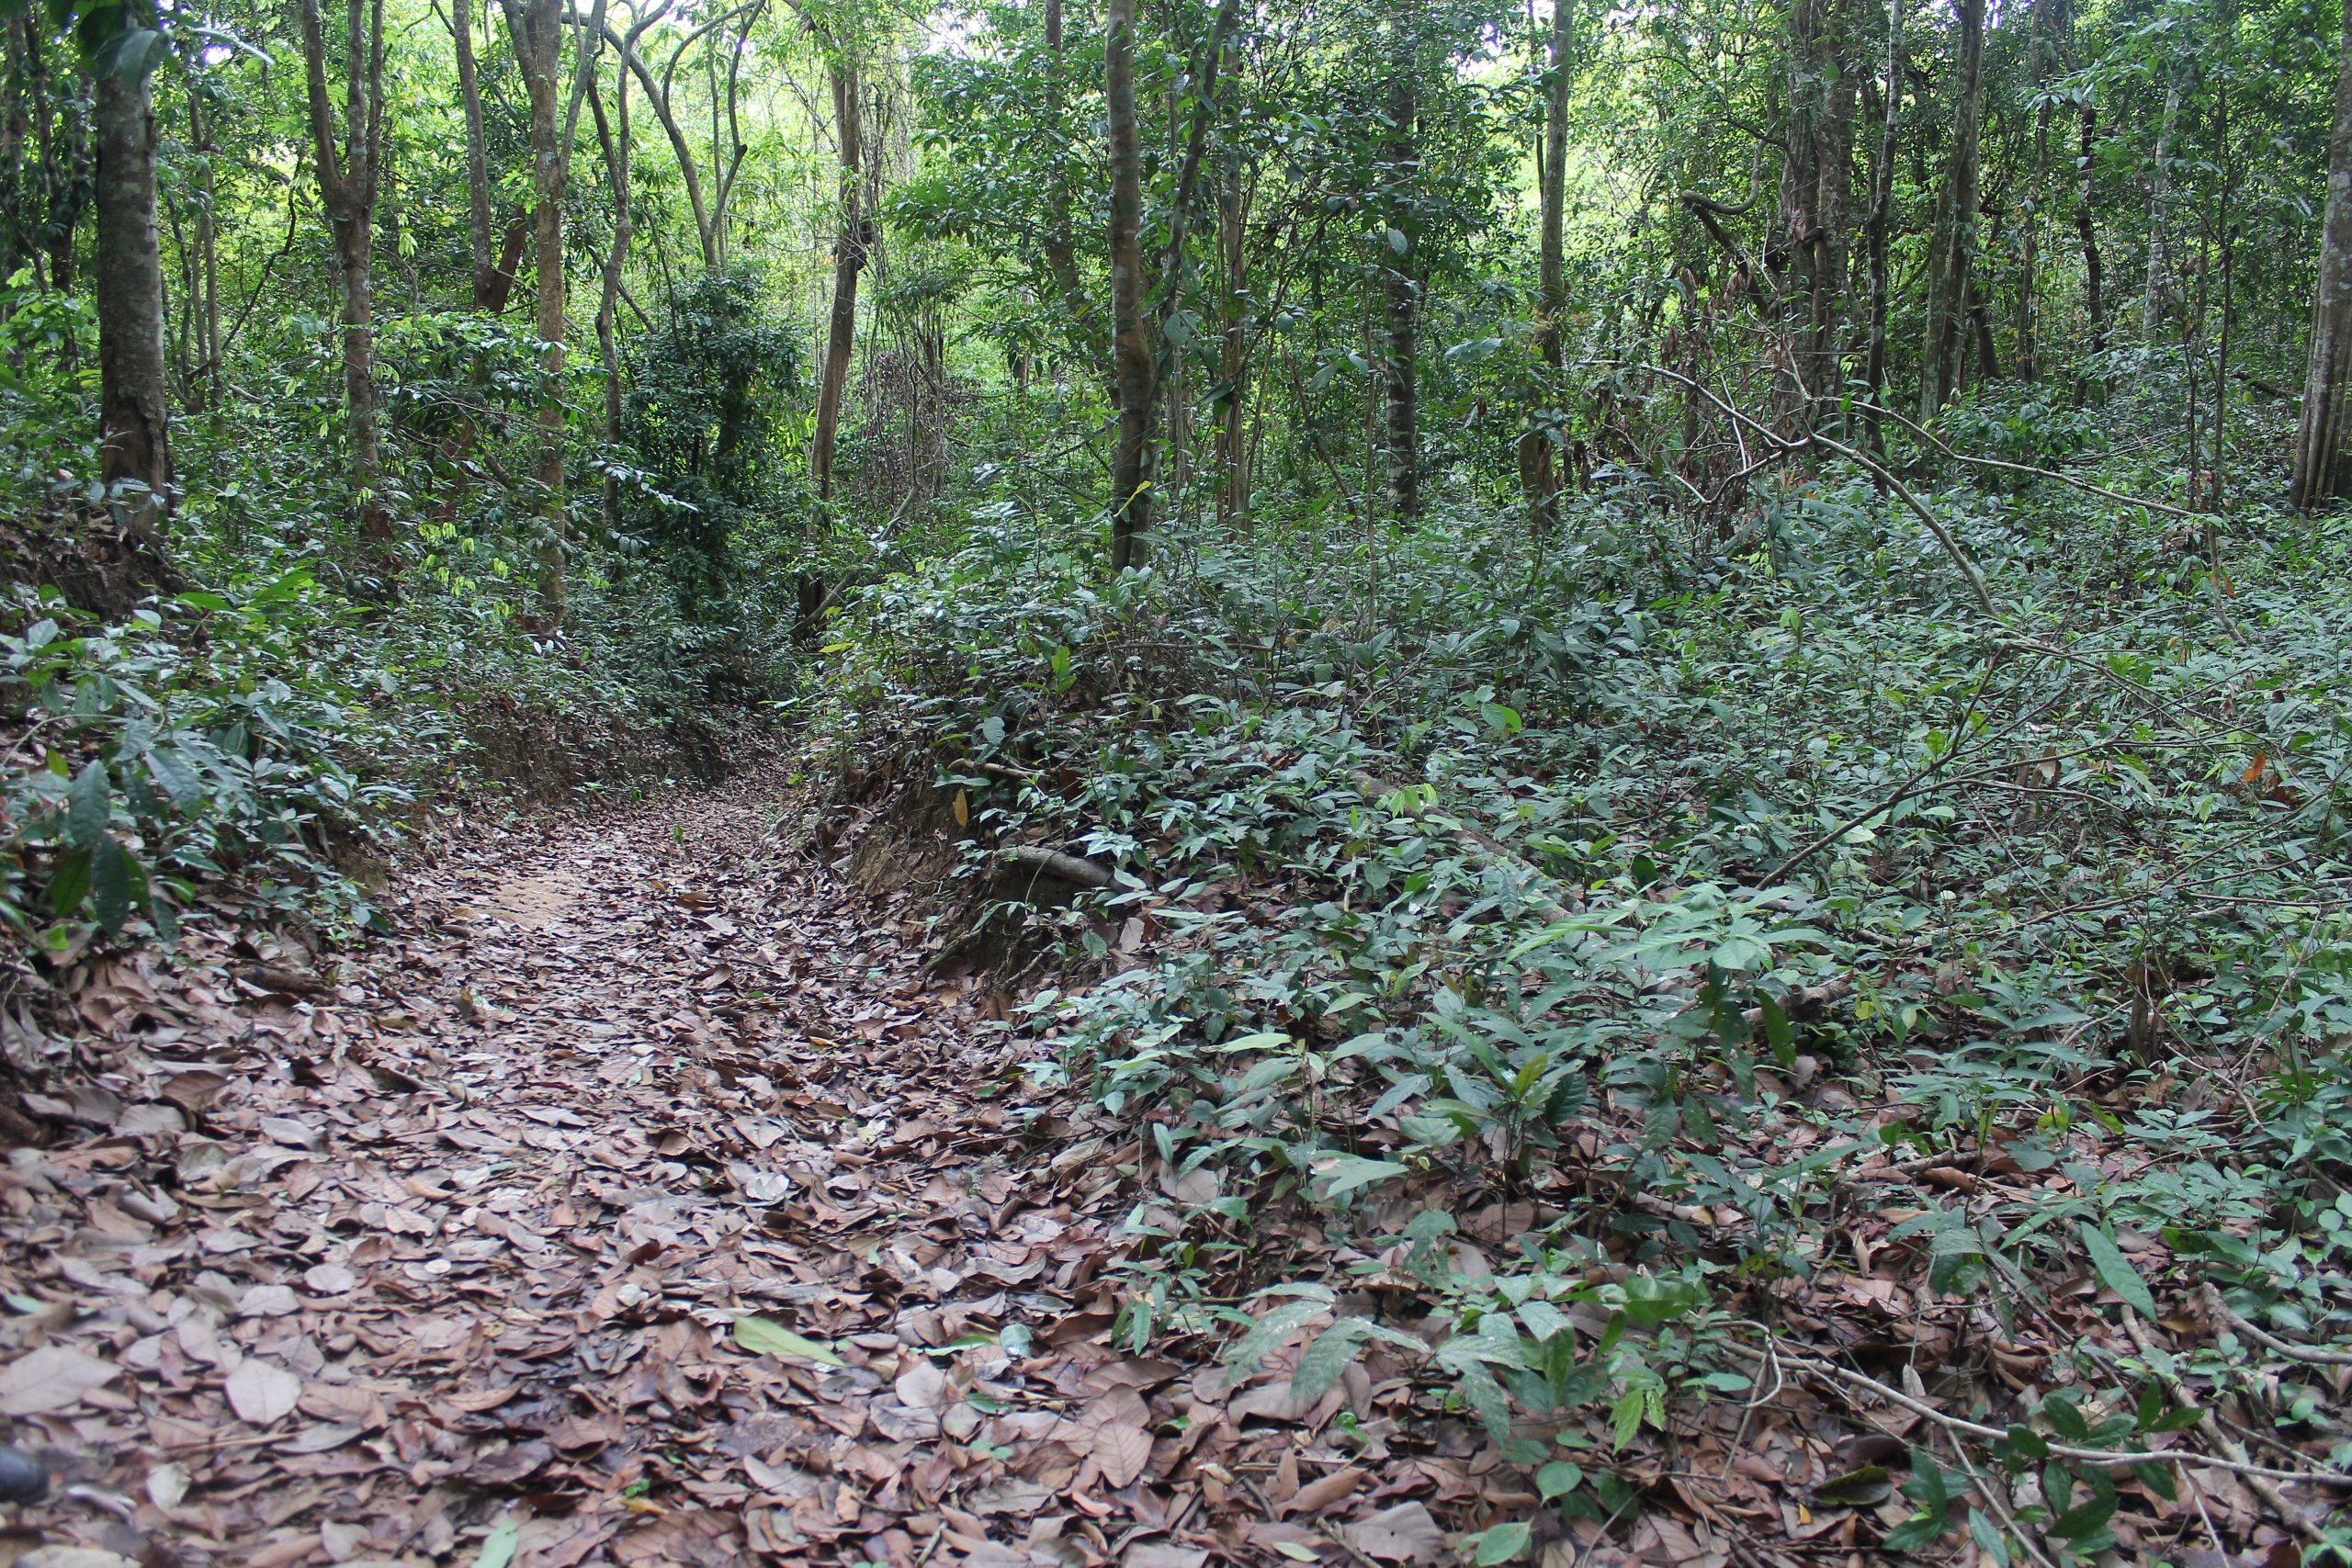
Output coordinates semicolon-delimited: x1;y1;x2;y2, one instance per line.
2142;76;2179;338
2017;0;2052;381
2076;105;2106;352
451;0;500;311
2291;0;2352;513
1040;0;1103;382
332;211;385;528
92;40;173;538
1520;0;1571;533
1105;0;1156;570
1777;0;1854;428
1216;156;1250;527
1863;0;1900;441
41;35;89;297
811;60;865;502
590;72;631;541
1918;0;1984;419
502;0;575;615
190;93;221;411
297;0;392;554
2209;11;2233;513
1382;17;1420;525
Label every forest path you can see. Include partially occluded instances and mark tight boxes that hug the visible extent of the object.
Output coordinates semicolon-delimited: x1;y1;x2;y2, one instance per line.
1;773;1298;1568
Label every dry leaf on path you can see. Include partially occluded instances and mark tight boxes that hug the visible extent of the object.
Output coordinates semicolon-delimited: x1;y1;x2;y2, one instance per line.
1344;1502;1446;1564
224;1360;302;1425
0;1345;119;1416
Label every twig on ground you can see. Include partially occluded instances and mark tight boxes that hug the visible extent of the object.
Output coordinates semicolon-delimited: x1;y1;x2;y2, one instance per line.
2203;1284;2352;1367
2123;1307;2324;1544
1717;1338;2349;1487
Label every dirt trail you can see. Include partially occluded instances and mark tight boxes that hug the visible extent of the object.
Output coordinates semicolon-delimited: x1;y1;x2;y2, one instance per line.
0;777;1314;1568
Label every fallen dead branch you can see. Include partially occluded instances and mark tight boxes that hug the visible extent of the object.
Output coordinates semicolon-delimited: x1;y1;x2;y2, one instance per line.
2202;1284;2352;1368
1719;1338;2352;1489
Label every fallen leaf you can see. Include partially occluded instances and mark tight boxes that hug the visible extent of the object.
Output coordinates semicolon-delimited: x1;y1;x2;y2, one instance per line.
0;1344;119;1416
225;1359;302;1425
1344;1503;1444;1564
731;1315;844;1366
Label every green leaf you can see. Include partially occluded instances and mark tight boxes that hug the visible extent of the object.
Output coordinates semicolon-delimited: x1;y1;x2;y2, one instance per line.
1814;1465;1892;1506
2076;1223;2158;1316
90;835;141;933
471;1515;521;1568
1221;1297;1329;1391
48;842;92;918
1473;1521;1532;1564
1967;1505;2012;1566
1291;1320;1369;1404
1929;1224;1990;1295
1534;1461;1584;1500
731;1316;844;1366
66;758;109;847
146;746;202;807
1453;1356;1512;1441
1609;1384;1645;1448
1312;1155;1407;1200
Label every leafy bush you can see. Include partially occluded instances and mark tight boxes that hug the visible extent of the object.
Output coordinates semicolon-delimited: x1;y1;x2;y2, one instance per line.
0;568;413;949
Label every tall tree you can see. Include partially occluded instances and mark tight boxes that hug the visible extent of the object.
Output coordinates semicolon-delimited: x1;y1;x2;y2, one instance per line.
90;6;172;535
2292;0;2352;513
590;2;668;536
1104;0;1154;570
810;53;866;502
1381;9;1420;524
1520;0;1571;534
1776;0;1855;427
601;0;762;271
1862;0;1900;433
447;0;501;312
1918;0;1984;419
500;0;605;616
2141;70;2181;336
294;0;392;555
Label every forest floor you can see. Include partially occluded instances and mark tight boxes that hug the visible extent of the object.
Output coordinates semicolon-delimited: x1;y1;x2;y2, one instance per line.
0;773;1504;1568
7;765;2343;1568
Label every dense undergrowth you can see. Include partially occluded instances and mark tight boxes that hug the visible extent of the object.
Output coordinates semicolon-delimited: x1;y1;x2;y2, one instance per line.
0;270;810;962
813;391;2352;1553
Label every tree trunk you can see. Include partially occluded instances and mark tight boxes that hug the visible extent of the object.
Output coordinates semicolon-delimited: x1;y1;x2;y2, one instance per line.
1777;0;1854;428
92;46;172;536
1105;0;1156;570
1520;0;1571;534
1040;0;1104;385
590;71;631;541
2016;0;2052;381
502;0;571;615
1382;17;1419;525
1216;156;1250;528
811;60;865;502
190;93;221;411
1918;0;1984;419
331;210;385;536
296;0;392;554
451;0;500;311
2076;105;2105;351
2142;76;2179;338
1863;0;1900;441
33;29;90;298
2291;0;2352;513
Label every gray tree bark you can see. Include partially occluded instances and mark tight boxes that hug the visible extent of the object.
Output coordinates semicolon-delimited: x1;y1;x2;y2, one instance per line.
92;36;173;536
2292;0;2352;513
